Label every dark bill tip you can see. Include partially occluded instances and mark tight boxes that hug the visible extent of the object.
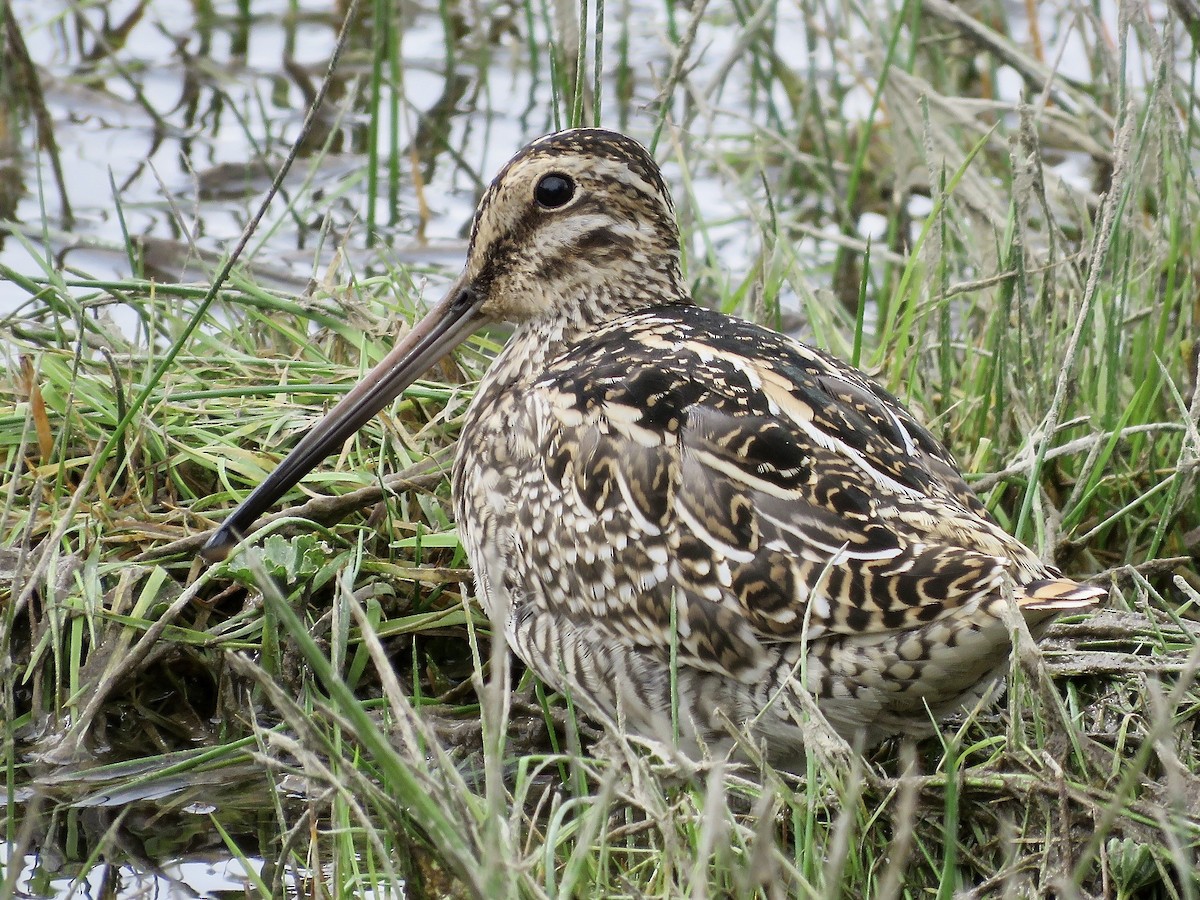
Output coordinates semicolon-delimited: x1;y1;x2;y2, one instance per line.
200;530;235;563
199;281;484;563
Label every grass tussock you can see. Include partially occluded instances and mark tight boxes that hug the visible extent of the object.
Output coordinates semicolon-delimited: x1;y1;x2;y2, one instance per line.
2;0;1199;896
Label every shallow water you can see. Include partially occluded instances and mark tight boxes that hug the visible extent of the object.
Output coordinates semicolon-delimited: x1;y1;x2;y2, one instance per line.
6;0;1184;320
6;773;289;898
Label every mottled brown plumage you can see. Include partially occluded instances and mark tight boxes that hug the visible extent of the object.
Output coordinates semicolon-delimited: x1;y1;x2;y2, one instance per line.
204;128;1105;765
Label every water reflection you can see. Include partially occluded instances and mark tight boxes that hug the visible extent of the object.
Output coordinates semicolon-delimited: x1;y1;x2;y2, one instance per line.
0;0;548;310
7;777;287;898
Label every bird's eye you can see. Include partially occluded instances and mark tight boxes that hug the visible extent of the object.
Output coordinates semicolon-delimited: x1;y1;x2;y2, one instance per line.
534;173;575;209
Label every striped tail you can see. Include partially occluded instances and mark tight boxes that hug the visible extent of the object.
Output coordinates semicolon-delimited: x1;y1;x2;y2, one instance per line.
1018;577;1108;611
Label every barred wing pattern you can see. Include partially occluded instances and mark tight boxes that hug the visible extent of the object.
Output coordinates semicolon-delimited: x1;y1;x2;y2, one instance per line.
463;305;1098;750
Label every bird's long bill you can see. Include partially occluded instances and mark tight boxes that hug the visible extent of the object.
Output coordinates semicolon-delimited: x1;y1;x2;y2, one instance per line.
200;280;484;562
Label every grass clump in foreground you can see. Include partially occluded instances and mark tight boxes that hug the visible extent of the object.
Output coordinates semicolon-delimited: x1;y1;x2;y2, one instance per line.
2;0;1200;896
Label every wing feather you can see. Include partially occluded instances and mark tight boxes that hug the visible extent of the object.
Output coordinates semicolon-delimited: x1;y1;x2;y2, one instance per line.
521;305;1087;679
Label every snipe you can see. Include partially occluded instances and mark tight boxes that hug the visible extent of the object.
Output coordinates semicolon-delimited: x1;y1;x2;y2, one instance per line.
202;128;1105;766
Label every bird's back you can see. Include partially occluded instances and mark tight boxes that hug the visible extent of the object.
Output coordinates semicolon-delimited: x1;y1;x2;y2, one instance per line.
452;303;1103;760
